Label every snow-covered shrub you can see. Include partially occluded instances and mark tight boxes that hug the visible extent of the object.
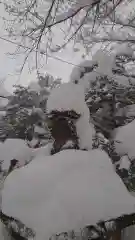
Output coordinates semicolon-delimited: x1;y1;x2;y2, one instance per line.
0;138;34;175
46;82;95;154
1;149;135;239
0;73;61;146
69;49;135;190
70;49;135;139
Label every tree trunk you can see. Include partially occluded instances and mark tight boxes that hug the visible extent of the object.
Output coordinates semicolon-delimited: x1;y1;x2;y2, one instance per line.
111;230;121;240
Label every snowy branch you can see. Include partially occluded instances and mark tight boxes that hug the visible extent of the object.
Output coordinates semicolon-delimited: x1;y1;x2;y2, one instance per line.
47;0;101;28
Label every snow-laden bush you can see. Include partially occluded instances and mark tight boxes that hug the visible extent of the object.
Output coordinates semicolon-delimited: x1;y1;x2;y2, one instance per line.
69;49;135;190
70;49;135;139
1;77;135;239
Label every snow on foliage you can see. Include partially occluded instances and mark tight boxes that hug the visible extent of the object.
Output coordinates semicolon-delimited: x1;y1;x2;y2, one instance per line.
55;0;95;23
32;142;53;158
47;82;94;150
115;44;133;57
70;49;134;92
0;139;33;172
93;50;116;76
34;125;46;135
119;155;131;171
47;82;86;114
69;48;135;140
28;81;41;93
2;149;135;239
70;60;97;86
113;120;135;160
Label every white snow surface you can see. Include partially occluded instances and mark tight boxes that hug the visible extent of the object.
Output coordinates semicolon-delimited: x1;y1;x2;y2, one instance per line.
115;44;133;57
119;155;131;170
2;149;135;240
93;50;116;76
47;82;94;150
28;81;41;93
113;120;135;160
34;125;46;134
69;50;119;92
70;60;97;84
0;139;33;171
47;82;86;114
32;142;52;158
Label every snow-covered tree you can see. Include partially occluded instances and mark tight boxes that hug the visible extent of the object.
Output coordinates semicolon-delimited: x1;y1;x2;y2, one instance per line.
0;0;127;73
69;48;135;191
0;73;62;146
2;85;40;140
70;49;135;137
1;81;135;240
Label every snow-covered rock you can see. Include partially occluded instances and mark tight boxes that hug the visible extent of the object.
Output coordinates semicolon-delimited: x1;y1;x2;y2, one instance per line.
0;139;33;172
113;120;135;160
1;149;135;240
47;82;94;150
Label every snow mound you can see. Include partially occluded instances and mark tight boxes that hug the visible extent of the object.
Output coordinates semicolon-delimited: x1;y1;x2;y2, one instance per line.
47;82;86;115
2;149;135;240
113;120;135;160
0;139;33;171
47;83;94;150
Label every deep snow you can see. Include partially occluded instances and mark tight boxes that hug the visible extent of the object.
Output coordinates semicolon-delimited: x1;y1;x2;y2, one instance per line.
1;149;135;240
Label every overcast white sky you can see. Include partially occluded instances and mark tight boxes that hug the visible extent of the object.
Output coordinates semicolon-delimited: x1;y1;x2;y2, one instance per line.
0;36;83;93
0;34;86;93
0;13;85;93
0;0;133;94
0;3;101;94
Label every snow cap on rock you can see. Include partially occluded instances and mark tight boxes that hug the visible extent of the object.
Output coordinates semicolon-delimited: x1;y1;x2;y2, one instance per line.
47;82;94;150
